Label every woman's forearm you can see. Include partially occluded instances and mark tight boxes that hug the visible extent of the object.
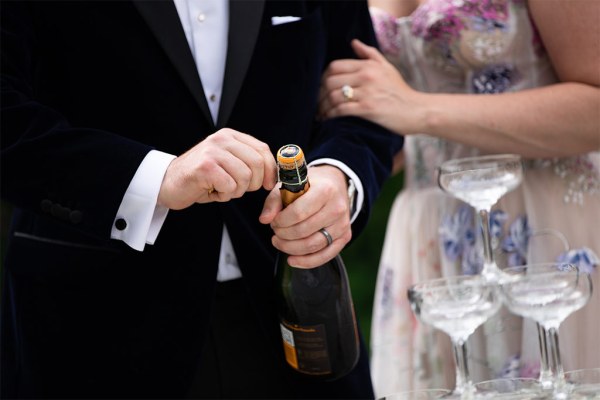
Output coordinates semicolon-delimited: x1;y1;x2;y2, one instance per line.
413;82;600;158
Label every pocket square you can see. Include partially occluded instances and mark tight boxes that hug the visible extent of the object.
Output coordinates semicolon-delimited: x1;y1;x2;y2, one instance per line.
271;16;301;26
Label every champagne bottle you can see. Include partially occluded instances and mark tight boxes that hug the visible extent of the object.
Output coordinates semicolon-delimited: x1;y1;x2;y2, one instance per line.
274;144;360;381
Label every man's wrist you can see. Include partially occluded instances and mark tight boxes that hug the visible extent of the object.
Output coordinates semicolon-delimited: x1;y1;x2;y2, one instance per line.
111;150;176;250
307;158;364;223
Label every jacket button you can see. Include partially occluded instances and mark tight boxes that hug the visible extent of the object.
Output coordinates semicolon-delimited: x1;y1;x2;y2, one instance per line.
115;218;127;231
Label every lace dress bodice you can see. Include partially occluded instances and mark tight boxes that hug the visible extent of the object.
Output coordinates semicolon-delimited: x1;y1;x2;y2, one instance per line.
371;0;599;198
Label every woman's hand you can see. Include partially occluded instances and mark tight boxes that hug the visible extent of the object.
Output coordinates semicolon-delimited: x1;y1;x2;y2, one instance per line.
319;39;426;135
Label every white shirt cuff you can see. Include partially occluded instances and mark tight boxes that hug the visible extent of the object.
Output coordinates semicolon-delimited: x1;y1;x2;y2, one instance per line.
308;158;364;223
111;150;177;251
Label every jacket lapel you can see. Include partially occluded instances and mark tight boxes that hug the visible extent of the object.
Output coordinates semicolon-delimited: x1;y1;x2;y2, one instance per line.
132;0;214;128
216;0;265;128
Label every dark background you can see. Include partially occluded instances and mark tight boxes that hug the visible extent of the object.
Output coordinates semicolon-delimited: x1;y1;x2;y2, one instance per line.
342;171;403;347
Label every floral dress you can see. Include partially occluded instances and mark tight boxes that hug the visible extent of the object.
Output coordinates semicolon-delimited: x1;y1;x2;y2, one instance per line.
369;0;600;396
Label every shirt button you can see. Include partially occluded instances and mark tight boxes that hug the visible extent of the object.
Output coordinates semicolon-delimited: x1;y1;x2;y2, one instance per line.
209;94;217;102
197;12;206;22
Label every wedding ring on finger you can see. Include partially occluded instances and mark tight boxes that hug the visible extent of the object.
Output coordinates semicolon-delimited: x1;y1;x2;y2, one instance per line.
319;228;334;247
341;84;354;102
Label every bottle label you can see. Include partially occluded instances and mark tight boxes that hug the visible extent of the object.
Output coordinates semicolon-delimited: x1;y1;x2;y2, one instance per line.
279;321;331;375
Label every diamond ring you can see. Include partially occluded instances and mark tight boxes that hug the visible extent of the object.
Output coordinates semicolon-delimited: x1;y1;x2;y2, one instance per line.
341;84;354;102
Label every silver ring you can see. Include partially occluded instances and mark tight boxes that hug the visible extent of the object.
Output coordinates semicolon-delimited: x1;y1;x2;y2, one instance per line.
341;84;354;101
319;228;333;247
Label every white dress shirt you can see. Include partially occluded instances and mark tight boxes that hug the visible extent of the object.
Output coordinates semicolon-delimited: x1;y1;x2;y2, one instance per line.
111;0;364;282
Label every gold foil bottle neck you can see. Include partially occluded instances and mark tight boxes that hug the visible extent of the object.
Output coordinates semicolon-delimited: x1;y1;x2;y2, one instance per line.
277;144;309;207
277;144;305;170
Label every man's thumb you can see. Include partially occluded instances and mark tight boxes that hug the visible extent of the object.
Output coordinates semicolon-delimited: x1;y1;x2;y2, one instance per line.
259;187;282;225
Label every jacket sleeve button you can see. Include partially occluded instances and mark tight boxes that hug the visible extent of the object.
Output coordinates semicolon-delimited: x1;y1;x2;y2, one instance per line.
50;203;62;217
58;207;71;221
69;210;83;224
41;199;52;213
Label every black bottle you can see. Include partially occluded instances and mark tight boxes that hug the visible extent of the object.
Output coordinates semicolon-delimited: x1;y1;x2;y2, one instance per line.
274;144;359;381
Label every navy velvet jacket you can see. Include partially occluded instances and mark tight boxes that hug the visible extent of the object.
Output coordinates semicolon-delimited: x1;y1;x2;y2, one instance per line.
1;1;403;397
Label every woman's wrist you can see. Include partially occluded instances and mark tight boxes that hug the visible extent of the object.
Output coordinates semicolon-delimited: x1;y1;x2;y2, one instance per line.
404;90;436;135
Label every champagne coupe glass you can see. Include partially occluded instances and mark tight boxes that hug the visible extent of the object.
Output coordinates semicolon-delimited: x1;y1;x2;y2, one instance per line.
499;263;593;399
437;154;523;282
378;389;452;400
564;368;600;399
408;275;501;398
528;229;572;391
474;378;546;399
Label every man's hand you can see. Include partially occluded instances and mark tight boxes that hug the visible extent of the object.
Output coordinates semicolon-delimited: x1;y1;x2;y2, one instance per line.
259;165;352;268
158;128;277;210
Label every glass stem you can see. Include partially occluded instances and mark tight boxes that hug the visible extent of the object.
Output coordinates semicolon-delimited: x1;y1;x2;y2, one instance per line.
548;327;566;392
452;340;473;396
478;208;498;280
536;323;554;390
